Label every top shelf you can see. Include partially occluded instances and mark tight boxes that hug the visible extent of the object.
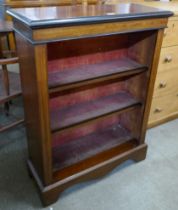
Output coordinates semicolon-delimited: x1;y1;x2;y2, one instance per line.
48;57;148;92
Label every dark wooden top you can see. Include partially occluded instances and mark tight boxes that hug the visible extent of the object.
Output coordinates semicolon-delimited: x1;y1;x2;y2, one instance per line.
7;4;173;29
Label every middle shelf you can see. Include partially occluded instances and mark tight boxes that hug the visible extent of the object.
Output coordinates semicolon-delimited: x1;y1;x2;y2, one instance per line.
50;91;141;132
48;57;148;92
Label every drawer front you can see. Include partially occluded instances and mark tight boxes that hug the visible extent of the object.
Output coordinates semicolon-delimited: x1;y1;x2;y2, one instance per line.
149;93;178;123
153;68;178;97
158;45;178;72
162;20;178;47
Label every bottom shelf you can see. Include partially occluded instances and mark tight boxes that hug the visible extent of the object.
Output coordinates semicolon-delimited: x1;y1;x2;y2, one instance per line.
53;123;136;171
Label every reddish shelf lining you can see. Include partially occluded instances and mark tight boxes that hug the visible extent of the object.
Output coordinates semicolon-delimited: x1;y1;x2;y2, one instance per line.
50;91;141;132
52;123;133;170
48;57;147;89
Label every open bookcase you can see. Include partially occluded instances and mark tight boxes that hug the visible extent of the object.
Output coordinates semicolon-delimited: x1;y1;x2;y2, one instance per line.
47;32;153;179
8;4;172;206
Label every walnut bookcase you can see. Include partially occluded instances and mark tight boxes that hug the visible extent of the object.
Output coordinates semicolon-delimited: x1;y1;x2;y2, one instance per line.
8;4;172;206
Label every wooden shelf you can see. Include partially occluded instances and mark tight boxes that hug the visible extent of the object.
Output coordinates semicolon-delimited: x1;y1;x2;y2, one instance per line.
52;123;134;170
0;71;21;103
50;91;141;132
48;57;147;92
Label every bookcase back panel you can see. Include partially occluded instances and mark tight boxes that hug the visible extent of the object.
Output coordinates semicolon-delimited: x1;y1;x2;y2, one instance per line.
49;80;125;109
47;30;157;74
52;106;143;147
52;114;122;147
47;34;129;72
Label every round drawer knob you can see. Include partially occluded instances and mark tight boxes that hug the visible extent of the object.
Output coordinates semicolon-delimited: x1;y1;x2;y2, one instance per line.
159;82;167;88
154;108;162;113
164;55;172;63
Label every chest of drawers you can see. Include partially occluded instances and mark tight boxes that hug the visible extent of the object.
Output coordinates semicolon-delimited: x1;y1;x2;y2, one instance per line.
148;16;178;127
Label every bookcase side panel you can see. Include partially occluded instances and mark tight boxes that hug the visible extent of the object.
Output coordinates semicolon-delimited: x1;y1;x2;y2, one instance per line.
140;29;165;142
126;30;162;143
128;29;165;143
16;33;53;185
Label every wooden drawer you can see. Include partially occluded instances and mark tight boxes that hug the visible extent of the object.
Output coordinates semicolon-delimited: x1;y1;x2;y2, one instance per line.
158;45;178;72
162;19;178;47
149;92;178;124
153;68;178;97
